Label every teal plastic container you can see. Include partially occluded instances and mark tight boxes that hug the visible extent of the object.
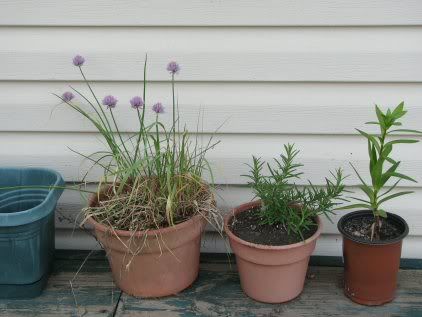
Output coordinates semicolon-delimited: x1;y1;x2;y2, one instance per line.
0;168;64;298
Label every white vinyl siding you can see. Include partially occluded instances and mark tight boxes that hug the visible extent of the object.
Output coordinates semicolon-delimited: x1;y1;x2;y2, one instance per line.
1;1;421;257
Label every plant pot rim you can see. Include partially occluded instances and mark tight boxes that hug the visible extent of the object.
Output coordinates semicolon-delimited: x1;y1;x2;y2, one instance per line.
87;213;204;238
224;200;323;250
337;210;409;246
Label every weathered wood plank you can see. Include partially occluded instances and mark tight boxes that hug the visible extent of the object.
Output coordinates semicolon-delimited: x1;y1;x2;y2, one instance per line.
0;251;120;317
0;252;421;316
115;265;422;317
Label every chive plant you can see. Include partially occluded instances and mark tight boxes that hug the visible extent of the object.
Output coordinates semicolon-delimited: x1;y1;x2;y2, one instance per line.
55;56;220;232
245;144;346;239
339;103;422;240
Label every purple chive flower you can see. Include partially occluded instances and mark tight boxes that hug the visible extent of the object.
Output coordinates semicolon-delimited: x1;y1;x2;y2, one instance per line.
152;102;165;114
102;95;118;109
62;91;75;102
166;61;180;75
73;55;85;66
130;96;144;109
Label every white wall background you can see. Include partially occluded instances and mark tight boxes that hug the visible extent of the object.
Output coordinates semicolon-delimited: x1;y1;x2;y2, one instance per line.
1;0;422;258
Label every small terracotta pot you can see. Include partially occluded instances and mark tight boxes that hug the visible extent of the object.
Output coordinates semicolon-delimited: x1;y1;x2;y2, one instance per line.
338;210;409;306
224;201;322;303
87;192;206;298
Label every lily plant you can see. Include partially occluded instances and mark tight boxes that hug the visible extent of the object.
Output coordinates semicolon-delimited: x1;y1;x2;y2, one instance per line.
340;102;422;240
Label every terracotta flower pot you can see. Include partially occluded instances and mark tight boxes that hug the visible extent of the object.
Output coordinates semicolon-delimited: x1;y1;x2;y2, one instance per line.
87;193;207;298
224;201;322;303
338;210;409;306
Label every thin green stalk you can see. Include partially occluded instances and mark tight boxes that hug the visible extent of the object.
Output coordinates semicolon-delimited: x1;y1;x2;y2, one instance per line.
78;67;115;140
171;73;176;177
109;109;133;167
134;56;148;163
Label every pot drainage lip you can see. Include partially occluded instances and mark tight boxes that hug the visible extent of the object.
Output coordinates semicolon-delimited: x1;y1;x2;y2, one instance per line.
337;210;409;245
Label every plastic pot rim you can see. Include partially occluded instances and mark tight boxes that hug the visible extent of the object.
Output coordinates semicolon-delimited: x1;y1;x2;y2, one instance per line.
337;210;409;246
224;200;323;251
0;167;64;227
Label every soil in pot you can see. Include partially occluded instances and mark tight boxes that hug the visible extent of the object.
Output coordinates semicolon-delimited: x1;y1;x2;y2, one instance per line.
342;215;401;242
230;207;317;246
338;210;409;306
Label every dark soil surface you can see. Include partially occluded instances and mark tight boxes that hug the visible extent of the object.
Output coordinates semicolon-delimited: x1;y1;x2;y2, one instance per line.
342;215;402;242
229;208;318;246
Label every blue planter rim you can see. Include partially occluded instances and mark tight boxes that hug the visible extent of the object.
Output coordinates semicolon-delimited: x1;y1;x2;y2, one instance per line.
0;167;64;227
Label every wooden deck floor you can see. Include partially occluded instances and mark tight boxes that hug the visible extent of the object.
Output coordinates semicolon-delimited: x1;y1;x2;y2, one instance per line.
0;251;421;317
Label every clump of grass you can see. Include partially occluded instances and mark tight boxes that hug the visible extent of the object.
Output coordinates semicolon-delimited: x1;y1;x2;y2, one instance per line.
56;56;221;233
86;173;216;232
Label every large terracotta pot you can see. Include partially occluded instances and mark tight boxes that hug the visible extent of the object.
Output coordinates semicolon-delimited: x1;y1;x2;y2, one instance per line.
87;192;207;298
338;210;409;306
224;201;322;303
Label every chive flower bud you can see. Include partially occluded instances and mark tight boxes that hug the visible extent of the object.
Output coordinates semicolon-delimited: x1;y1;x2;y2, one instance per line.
72;55;85;66
102;95;118;109
62;91;75;102
152;102;165;114
130;96;144;109
166;61;180;75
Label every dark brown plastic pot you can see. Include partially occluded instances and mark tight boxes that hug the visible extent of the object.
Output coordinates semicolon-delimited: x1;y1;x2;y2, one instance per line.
338;210;409;306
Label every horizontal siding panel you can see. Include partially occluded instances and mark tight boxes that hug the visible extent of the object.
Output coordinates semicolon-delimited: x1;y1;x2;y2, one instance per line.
1;133;421;186
4;27;422;52
1;104;421;135
2;81;422;108
0;83;421;134
2;50;422;82
4;154;419;186
55;185;422;236
2;27;421;82
1;1;422;26
310;234;422;258
56;230;422;258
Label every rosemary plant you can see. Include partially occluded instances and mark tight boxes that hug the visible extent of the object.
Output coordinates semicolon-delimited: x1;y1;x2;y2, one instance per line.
245;144;346;239
55;55;220;231
339;103;422;240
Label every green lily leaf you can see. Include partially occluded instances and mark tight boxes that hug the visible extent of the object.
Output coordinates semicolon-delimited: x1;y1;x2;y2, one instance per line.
384;139;419;148
378;191;414;205
384;172;417;183
389;129;422;134
356;129;381;152
336;203;372;210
